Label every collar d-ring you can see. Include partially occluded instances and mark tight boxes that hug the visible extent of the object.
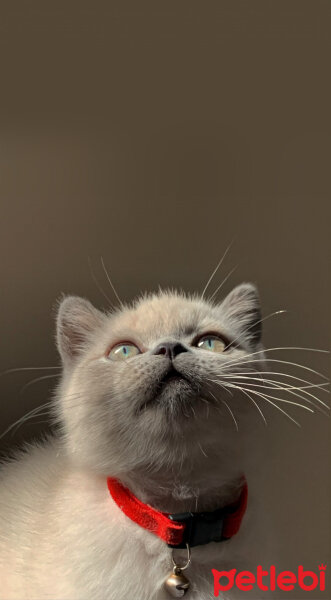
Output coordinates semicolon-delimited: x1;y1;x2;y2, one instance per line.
171;543;191;572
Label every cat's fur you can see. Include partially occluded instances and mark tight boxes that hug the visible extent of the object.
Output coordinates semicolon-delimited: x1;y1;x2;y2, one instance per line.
0;285;271;599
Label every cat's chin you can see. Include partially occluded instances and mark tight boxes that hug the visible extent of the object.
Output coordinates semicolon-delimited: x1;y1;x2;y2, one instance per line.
157;381;196;403
141;379;207;416
136;367;199;411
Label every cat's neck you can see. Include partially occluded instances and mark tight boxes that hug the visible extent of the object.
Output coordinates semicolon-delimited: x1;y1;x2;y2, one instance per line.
119;461;244;514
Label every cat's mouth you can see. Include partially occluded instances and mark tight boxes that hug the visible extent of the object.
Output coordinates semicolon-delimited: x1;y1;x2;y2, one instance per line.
159;367;190;387
140;367;195;410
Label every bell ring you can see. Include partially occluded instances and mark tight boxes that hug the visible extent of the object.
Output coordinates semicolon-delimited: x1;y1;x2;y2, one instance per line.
164;544;191;598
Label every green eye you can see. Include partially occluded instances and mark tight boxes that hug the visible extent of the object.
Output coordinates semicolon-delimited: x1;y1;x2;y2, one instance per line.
196;336;226;353
108;343;140;361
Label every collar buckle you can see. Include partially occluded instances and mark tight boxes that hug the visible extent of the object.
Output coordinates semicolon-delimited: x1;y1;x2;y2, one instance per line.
167;508;225;548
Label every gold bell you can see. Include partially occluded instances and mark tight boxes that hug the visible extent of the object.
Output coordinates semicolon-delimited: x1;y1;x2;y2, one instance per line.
164;543;191;598
164;567;190;597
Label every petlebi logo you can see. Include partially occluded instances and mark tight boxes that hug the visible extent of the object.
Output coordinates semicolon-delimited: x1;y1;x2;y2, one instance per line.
212;564;327;595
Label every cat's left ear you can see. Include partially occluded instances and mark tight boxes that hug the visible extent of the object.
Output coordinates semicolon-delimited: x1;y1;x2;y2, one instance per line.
56;296;105;366
219;283;262;345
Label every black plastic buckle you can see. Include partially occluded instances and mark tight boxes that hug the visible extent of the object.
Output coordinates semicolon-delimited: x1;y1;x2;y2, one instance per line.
167;509;225;548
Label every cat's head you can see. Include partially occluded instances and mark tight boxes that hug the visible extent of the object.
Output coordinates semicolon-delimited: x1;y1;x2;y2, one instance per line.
55;285;264;479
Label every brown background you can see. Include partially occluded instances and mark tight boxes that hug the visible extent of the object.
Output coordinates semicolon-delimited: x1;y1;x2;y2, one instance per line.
0;2;329;597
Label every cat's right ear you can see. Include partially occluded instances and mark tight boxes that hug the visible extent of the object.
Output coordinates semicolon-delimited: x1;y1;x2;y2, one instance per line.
56;296;105;366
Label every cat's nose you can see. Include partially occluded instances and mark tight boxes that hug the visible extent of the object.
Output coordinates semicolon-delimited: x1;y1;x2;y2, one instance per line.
153;342;188;360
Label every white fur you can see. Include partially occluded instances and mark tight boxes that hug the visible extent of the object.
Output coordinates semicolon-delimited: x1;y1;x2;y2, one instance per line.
0;287;271;599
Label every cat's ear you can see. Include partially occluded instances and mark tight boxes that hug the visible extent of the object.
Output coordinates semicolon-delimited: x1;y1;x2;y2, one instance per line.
220;283;262;345
56;296;105;365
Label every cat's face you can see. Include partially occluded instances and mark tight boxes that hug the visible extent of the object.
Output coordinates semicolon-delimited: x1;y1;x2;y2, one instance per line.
55;285;264;477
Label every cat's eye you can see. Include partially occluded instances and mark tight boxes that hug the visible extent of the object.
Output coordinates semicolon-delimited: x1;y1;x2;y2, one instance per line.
194;335;226;353
108;343;140;361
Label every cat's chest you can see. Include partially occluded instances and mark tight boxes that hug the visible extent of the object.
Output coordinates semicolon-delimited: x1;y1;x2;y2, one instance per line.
0;467;250;600
68;508;218;599
54;489;225;600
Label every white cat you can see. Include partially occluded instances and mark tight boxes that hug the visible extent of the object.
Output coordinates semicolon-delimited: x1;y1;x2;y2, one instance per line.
0;285;278;599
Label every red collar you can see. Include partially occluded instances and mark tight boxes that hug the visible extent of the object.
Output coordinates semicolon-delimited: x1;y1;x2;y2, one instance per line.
107;477;248;548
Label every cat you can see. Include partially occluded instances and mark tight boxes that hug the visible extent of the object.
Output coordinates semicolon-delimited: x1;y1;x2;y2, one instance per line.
0;283;279;599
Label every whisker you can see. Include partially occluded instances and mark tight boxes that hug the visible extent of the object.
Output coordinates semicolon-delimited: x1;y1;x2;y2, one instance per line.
24;419;50;428
209;379;267;425
100;256;123;307
221;398;239;432
206;377;234;397
234;346;329;355
231;379;328;396
223;357;329;382
209;390;239;431
233;378;330;417
221;382;308;426
226;310;287;350
246;387;313;418
224;378;329;409
208;266;238;302
0;401;53;440
0;366;61;378
201;241;233;298
258;377;330;415
19;374;60;394
214;379;313;411
218;370;328;392
197;441;208;458
280;385;330;413
190;405;197;420
11;411;52;437
200;397;210;419
237;387;268;426
88;256;113;306
274;380;328;414
0;389;99;441
218;373;329;395
213;371;330;410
